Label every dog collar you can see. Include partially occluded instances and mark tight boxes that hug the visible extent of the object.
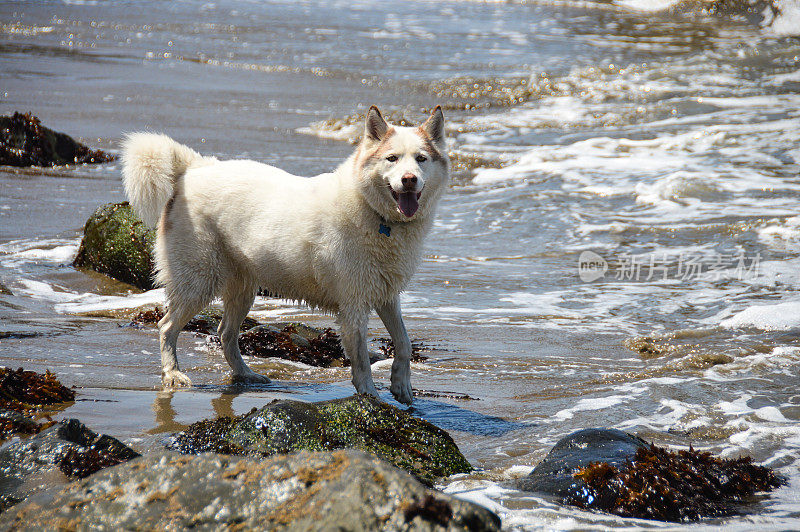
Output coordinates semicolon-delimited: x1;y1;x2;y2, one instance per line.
379;222;391;237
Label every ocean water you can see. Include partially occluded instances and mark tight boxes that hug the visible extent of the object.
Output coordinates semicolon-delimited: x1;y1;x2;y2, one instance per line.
1;0;800;529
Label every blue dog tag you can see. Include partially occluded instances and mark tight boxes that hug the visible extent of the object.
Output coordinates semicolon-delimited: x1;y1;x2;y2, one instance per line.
379;223;391;237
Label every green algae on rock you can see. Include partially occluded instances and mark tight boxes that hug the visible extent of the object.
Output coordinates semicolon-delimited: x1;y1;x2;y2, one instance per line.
73;202;156;290
0;450;500;531
170;394;473;486
0;112;114;167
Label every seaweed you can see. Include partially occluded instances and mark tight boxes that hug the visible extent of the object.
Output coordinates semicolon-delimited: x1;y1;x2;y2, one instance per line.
56;418;141;478
0;367;74;442
0;367;75;411
569;443;784;522
58;447;129;479
375;337;430;363
238;324;346;367
0;112;114;167
131;306;260;334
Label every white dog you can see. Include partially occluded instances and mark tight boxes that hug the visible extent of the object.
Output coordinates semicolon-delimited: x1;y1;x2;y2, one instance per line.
121;106;449;404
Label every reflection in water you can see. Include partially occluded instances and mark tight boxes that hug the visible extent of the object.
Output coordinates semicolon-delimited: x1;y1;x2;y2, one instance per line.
148;390;184;435
147;381;524;438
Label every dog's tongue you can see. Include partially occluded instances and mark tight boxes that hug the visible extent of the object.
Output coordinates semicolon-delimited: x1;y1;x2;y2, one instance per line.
397;192;419;217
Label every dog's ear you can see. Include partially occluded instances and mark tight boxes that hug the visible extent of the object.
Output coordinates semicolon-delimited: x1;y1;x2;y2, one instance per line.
365;106;389;142
421;105;445;145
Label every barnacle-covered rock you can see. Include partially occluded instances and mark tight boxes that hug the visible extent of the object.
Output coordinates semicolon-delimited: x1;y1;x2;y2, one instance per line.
73;202;155;290
170;394;472;486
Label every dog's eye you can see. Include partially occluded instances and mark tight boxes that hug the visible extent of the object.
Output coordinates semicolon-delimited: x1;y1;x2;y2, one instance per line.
415;154;427;163
386;155;398;162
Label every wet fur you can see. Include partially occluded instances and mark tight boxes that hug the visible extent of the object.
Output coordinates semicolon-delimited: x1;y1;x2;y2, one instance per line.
121;107;449;404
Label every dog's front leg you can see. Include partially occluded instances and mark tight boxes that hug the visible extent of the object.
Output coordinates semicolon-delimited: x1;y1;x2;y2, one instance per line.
375;296;413;405
338;308;379;398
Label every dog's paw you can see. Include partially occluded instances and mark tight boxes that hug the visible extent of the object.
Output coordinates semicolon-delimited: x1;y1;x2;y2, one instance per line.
355;381;380;399
232;369;271;384
162;370;192;388
390;379;413;405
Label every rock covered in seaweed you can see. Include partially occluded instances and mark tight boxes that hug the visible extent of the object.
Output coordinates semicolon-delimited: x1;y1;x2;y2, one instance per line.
73;202;155;290
516;428;648;497
238;323;349;367
132;309;422;368
170;394;473;486
517;428;783;522
131;306;260;335
0;450;500;531
0;418;139;513
0;112;113;167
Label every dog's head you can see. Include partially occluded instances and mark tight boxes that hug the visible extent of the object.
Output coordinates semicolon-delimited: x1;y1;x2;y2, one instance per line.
356;106;449;223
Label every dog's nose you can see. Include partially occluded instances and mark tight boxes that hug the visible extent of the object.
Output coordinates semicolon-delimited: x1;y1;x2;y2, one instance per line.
401;173;417;191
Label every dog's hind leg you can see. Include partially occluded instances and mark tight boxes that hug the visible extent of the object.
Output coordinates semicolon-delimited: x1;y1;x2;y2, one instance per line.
339;308;379;398
158;298;206;387
376;296;413;405
219;283;270;384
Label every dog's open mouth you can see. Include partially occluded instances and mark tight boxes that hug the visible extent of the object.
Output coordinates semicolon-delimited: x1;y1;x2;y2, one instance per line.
391;190;422;218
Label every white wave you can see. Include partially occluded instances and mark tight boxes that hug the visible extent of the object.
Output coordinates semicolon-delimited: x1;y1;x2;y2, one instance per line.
757;217;800;251
552;394;632;421
0;238;80;268
296;123;360;143
705;346;800;381
17;279;81;303
54;289;166;313
766;0;800;36
766;69;800;86
14;277;166;313
634;171;721;209
614;0;682;12
720;300;800;330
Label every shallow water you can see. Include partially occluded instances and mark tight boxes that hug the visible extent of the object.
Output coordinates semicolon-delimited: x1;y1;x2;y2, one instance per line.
2;0;800;529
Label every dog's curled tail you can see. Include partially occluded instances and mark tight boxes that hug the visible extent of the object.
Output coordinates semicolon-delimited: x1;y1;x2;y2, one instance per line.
121;133;204;228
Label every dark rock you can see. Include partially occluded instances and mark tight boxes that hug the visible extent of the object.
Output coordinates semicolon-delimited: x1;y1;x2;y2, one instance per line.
0;112;114;167
517;428;784;522
73;202;156;290
170;394;473;486
0;450;500;531
516;428;648;497
0;418;139;513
